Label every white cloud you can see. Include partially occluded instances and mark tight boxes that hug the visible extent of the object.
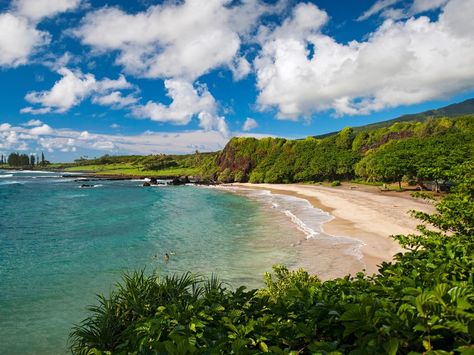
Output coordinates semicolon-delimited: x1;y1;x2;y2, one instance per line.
0;119;280;156
410;0;449;14
230;56;252;81
0;121;231;155
0;122;54;150
0;0;81;68
12;0;81;22
357;0;400;21
132;79;229;136
0;123;12;131
254;0;474;119
242;117;258;131
23;68;136;113
20;107;52;115
29;124;53;136
74;0;279;80
92;91;138;109
0;13;49;67
23;119;43;127
358;0;450;21
24;68;96;113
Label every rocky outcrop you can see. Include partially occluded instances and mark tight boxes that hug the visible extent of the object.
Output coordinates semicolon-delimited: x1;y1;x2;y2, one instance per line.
168;176;190;185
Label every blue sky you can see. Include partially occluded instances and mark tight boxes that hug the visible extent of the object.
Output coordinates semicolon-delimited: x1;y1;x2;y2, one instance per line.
0;0;473;162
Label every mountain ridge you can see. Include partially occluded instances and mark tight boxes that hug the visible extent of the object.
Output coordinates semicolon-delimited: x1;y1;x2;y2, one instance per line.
313;98;474;139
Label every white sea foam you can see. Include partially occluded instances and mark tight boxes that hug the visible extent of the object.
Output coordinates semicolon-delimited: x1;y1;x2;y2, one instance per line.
64;194;87;198
78;184;103;188
31;175;62;179
0;180;22;185
0;174;13;178
283;209;319;239
13;170;57;174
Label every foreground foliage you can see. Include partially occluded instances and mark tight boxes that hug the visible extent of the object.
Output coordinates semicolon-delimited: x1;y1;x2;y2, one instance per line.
71;163;473;354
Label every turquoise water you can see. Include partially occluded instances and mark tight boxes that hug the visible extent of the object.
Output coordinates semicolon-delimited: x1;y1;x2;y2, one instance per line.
0;170;301;354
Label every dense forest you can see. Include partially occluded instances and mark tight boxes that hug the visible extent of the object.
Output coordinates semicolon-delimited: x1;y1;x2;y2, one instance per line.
211;115;473;187
70;163;474;353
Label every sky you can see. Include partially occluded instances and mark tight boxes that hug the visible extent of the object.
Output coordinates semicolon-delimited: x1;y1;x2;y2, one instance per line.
0;0;473;162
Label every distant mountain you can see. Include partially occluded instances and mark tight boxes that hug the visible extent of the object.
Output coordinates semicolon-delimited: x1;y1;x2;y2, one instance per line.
314;98;474;138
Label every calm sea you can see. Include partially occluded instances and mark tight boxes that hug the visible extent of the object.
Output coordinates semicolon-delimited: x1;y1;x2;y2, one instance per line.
0;170;297;354
0;169;362;354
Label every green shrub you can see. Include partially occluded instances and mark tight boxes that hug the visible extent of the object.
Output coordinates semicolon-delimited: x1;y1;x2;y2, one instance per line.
248;171;265;183
331;180;341;186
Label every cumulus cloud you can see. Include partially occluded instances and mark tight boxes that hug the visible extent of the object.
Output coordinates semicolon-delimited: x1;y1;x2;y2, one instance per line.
23;68;136;113
0;13;49;67
0;0;81;68
410;0;450;14
74;0;279;80
254;0;474;119
132;79;229;136
242;117;258;131
92;91;138;109
0;121;55;150
23;119;43;127
29;124;53;135
12;0;81;22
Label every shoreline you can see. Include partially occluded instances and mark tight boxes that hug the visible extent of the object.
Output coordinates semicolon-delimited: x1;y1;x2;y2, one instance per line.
229;183;436;277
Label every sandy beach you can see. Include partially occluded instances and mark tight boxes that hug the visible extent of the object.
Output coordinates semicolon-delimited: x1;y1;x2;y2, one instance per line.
231;183;436;278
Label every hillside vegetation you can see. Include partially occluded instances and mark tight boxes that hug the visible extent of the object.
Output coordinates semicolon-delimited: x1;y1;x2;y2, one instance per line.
70;164;474;354
214;116;473;187
59;152;218;178
57;115;473;188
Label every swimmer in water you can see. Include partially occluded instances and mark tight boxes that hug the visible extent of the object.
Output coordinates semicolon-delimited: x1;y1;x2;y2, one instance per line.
164;253;170;263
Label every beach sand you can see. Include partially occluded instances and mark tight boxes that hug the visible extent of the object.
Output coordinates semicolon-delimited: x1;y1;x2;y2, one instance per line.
231;183;436;279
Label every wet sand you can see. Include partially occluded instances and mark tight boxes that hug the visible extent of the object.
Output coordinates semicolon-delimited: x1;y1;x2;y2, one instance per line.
230;183;436;278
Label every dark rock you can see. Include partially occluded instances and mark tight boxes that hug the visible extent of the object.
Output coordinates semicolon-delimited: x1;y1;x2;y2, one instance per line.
143;181;151;187
150;177;158;185
168;176;189;185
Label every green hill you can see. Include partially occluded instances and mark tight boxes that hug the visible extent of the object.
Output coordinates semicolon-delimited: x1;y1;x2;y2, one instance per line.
314;98;474;138
214;115;474;187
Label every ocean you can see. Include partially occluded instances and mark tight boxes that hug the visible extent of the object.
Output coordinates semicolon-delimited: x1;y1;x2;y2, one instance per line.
0;169;362;354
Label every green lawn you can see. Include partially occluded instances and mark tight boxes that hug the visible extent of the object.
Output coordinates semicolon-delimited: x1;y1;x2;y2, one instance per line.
64;163;199;177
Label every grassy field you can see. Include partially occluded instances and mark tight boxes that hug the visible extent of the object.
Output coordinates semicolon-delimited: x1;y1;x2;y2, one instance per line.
63;163;199;177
